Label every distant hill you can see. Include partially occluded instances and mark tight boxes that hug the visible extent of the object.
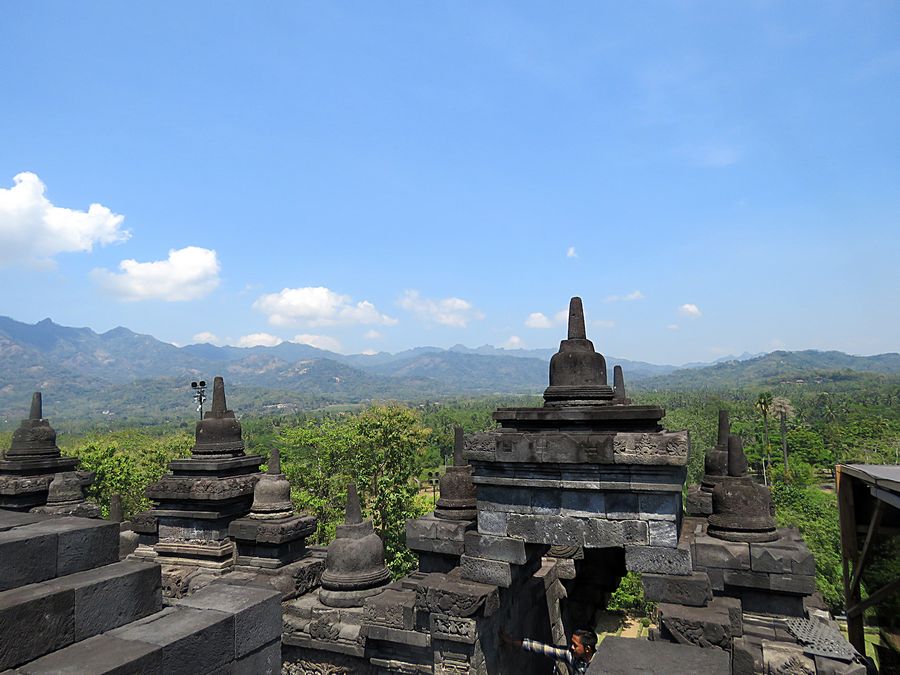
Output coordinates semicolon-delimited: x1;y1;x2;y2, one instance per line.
639;350;900;390
1;315;898;423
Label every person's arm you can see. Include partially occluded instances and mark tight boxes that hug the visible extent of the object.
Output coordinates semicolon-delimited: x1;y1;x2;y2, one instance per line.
520;638;574;665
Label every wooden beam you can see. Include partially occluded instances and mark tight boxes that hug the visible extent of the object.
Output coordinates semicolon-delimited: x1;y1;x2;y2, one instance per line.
836;466;866;653
847;576;900;618
849;500;885;597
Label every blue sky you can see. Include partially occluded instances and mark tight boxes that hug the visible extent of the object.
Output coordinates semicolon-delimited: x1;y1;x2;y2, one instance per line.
1;2;898;364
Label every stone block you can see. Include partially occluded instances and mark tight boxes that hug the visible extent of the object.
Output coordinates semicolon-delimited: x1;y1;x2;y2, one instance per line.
692;535;750;570
459;555;512;588
605;493;639;519
111;606;235;675
0;528;58;591
714;595;743;637
642;572;712;607
639;493;680;521
233;640;281;675
684;486;713;516
365;623;431;647
17;633;162;675
583;518;647;547
0;511;47;532
648;520;678;547
723;570;816;595
732;637;762;675
0;582;74;670
705;566;725;591
463;531;528;564
476;510;508;536
26;517;119;577
178;582;281;658
506;514;585;547
813;654;867;675
560;490;605;517
589;635;731;674
657;601;732;650
406;515;471;556
429;613;477;644
530;489;561;515
363;588;416;630
761;640;815;674
625;545;692;575
750;544;793;574
735;589;806;617
69;561;162;641
414;573;499;617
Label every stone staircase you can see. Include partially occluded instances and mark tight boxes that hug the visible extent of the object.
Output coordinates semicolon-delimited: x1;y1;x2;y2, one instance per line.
0;509;282;674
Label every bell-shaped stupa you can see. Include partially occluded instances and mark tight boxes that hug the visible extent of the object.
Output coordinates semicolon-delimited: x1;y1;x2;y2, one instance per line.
319;483;391;608
434;427;477;521
707;435;777;543
0;392;80;510
543;297;615;405
192;376;245;458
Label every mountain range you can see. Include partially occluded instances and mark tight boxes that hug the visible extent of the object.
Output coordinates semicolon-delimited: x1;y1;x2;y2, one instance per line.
1;316;898;424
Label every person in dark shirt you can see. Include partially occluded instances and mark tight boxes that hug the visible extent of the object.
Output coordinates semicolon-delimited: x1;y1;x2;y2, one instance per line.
500;627;597;674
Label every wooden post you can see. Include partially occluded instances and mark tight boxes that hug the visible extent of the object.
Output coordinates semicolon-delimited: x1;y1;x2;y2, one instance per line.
836;466;866;654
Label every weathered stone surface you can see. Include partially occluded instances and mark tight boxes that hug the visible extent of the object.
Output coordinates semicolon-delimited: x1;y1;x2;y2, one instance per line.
506;514;584;546
684;487;713;516
639;493;680;521
605;493;639;519
761;640;815;674
732;637;763;675
583;519;648;547
813;654;867;675
233;640;281;675
406;514;472;557
26;517;119;577
476;510;508;536
625;544;692;575
612;431;689;466
749;540;815;576
463;531;530;564
459;555;512;587
111;605;235;675
715;595;743;637
178;583;281;658
560;490;606;517
588;636;731;674
363;588;416;630
692;535;750;570
648;520;678;547
15;633;162;675
642;572;712;607
413;573;499;618
0;528;57;591
723;569;816;595
657;601;732;649
429;613;477;644
0;560;160;670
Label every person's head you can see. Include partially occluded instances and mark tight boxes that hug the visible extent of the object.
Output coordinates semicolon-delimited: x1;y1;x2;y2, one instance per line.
570;629;597;660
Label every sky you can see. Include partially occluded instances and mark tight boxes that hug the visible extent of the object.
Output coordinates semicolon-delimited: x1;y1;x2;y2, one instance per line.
1;2;898;365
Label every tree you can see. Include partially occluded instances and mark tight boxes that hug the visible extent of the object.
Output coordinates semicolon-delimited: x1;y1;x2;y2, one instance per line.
771;396;796;476
755;392;774;484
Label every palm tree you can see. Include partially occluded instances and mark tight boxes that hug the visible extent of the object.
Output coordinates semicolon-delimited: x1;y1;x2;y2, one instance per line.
771;396;796;476
755;392;774;485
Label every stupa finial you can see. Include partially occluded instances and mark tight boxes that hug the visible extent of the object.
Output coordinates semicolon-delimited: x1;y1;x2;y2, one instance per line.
453;426;464;466
717;410;730;448
210;376;227;415
568;297;586;340
29;392;42;420
269;448;281;475
345;482;363;525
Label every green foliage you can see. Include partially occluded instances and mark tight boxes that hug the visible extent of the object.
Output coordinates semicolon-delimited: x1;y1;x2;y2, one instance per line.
770;480;844;612
63;430;192;518
278;404;432;577
607;572;655;615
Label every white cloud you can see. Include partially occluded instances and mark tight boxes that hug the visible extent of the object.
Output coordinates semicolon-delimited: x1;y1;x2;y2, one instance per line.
236;332;283;348
566;246;577;258
361;348;378;356
679;303;702;318
0;172;130;267
553;308;569;324
504;335;524;348
398;290;483;327
364;330;382;340
525;312;553;329
667;324;680;331
605;290;645;302
92;246;220;301
253;287;396;327
292;333;342;352
193;331;224;345
593;320;616;329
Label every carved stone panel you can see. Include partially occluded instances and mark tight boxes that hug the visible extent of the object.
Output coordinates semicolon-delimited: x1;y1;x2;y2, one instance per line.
430;613;477;644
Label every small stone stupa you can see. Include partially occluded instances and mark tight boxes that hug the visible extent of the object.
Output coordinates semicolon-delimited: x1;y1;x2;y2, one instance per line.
31;471;101;518
319;483;391;608
229;448;317;569
543;297;615;405
707;434;778;543
434;427;477;521
685;409;731;516
144;376;263;575
0;392;83;510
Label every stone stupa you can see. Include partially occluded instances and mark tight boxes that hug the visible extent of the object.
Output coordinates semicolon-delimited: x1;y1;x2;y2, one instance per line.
318;483;391;608
0;392;84;510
